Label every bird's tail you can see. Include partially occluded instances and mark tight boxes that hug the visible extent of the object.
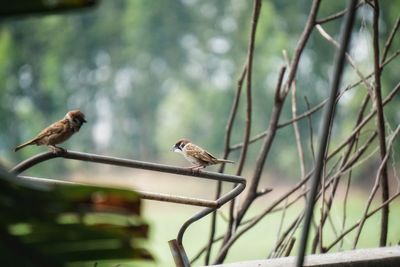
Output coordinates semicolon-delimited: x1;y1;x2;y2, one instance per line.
217;159;235;164
14;140;35;152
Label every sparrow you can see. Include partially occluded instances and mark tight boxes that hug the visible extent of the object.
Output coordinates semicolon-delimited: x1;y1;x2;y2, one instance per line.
14;109;87;153
173;139;234;170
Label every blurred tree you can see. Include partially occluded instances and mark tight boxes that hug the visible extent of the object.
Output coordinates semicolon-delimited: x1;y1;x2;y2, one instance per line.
0;0;398;178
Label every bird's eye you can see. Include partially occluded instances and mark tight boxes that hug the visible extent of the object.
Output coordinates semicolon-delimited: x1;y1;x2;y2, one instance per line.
73;118;80;124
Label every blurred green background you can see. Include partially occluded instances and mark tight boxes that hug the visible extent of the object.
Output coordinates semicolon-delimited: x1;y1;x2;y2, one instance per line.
1;0;399;266
1;0;398;173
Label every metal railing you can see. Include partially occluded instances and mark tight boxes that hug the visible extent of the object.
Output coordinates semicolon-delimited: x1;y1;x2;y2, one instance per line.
10;150;246;267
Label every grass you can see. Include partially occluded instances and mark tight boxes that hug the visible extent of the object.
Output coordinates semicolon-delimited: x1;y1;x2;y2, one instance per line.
142;194;400;267
71;169;400;266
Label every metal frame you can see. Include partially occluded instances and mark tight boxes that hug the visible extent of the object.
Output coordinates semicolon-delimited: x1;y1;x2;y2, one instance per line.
10;150;246;267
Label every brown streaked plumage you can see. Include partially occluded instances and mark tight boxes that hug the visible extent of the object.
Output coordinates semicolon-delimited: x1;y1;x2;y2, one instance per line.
173;139;234;170
14;110;87;153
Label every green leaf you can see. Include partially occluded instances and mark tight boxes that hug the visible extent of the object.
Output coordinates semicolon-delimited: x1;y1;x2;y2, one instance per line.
0;167;152;266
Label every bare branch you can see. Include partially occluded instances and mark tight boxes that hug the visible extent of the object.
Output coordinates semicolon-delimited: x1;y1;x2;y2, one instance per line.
229;49;399;152
284;237;296;256
275;197;290;256
235;65;286;224
191;235;224;265
312;91;370;252
255;187;273;197
296;1;357;265
205;64;247;265
283;50;306;178
381;16;400;63
340;166;353;249
269;212;304;258
218;0;263;263
235;0;262;177
326;190;400;251
353;125;400;248
282;0;322;97
328;81;400;161
371;0;389;246
316;24;374;93
214;171;313;264
316;1;365;24
304;96;316;163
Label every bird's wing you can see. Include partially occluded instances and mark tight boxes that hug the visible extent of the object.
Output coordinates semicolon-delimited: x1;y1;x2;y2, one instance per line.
185;143;217;163
33;120;67;141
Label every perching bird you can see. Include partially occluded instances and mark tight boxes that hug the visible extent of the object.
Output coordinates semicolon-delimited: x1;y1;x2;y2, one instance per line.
14;109;87;153
173;139;234;170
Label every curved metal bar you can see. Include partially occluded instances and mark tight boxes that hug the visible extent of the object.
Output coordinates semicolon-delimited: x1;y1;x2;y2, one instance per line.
17;175;219;208
10;150;246;266
176;183;245;245
10;150;244;183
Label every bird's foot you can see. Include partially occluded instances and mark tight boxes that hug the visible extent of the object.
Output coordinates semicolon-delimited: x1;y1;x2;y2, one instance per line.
188;165;205;174
49;146;66;154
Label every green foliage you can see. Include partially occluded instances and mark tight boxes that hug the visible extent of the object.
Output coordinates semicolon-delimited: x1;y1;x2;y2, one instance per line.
0;167;152;267
0;1;398;178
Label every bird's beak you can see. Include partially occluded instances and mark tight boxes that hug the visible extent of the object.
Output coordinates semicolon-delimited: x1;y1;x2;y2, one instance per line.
83;119;87;123
172;145;180;152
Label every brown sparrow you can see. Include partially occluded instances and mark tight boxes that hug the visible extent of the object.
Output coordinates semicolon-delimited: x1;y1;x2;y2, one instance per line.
14;109;87;153
173;139;234;170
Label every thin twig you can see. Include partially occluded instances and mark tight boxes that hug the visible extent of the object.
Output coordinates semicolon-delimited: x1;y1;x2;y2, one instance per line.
316;1;364;24
191;235;224;265
218;0;262;263
316;24;374;93
284;237;296;256
235;0;261;177
282;98;326;129
328;81;400;161
296;1;357;265
317;162;327;253
327;210;339;242
274;197;289;256
340;97;368;251
230;50;400;152
312;92;370;253
339;132;378;175
205;65;247;265
284;50;306;178
235;65;286;225
304;96;316;164
221;127;370;262
241;190;305;227
381;16;400;63
352;125;400;248
272;157;341;258
282;0;322;96
371;0;389;246
215;2;322;262
214;170;313;264
326;190;400;251
269;212;304;258
339;166;352;250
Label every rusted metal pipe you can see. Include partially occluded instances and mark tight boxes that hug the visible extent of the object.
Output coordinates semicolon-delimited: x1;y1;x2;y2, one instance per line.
17;176;219;208
11;150;243;183
169;239;191;267
176;182;246;245
138;190;219;208
11;150;246;267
